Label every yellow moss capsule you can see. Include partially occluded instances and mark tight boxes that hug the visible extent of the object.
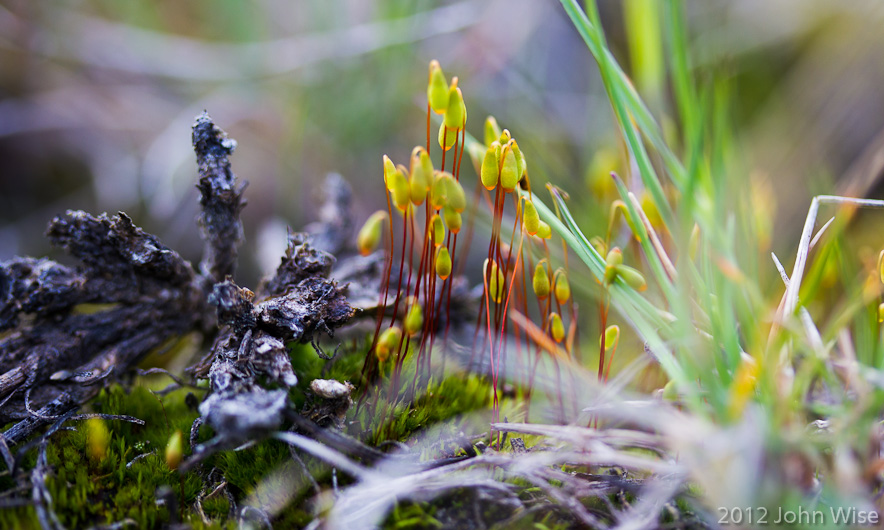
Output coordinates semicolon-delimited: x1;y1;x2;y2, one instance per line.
435;246;452;280
480;143;500;190
389;166;410;212
510;139;524;179
553;268;571;304
444;175;466;213
549;313;565;343
519;149;528;180
879;302;884;323
404;303;423;337
485;259;505;304
431;213;445;246
500;144;519;192
604;248;622;284
585;147;619;198
484;116;501;147
640;190;663;229
383;155;397;189
615;264;647;291
600;325;620;351
750;175;775;251
689;223;700;261
662;380;678;401
87;418;110;461
427;60;449;114
522;199;539;235
590;236;607;257
377;326;402;362
165;430;183;471
356;210;388;256
536;220;552;239
438;122;458;152
878;249;884;285
409;147;432;205
533;261;550;299
430;171;448;210
444;81;466;129
443;205;462;234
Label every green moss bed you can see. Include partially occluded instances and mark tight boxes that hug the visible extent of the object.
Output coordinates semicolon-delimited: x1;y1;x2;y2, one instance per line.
0;343;587;529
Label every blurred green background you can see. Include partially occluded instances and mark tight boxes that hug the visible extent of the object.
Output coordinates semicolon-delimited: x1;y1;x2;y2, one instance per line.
2;0;884;291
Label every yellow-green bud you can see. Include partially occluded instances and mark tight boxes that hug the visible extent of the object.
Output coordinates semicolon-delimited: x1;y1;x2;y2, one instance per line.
444;80;466;129
435;246;452;280
443;205;462;234
480;143;500;190
431;213;445;246
444;175;466;213
510;139;524;179
87;418;110;461
377;326;402;362
590;236;607;257
404;303;423;337
662;380;678;401
640;190;663;229
484;116;502;147
499;129;512;144
614;264;647;291
500;144;519;192
600;325;620;351
485;259;505;304
689;223;700;261
522;199;540;235
430;171;448;210
165;430;183;471
878;249;884;285
383;155;397;189
549;313;565;343
878;302;884;323
428;60;449;114
438;122;458;152
536;220;552;239
604;248;622;284
585;147;619;198
389;166;410;212
409;147;432;205
533;261;550;299
553;268;571;304
357;210;387;256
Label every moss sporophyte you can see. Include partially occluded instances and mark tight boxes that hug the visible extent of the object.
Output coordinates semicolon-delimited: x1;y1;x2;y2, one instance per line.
355;60;648;440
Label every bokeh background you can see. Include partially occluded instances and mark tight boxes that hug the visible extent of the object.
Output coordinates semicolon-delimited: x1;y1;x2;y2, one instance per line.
2;0;884;292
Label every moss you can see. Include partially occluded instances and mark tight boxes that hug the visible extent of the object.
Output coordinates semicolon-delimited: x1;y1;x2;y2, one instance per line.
355;357;493;446
0;383;207;529
0;340;569;529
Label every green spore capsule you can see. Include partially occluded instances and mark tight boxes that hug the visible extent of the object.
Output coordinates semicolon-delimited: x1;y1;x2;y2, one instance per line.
435;246;452;280
522;199;540;235
427;60;449;114
357;210;387;256
533;261;550;299
484;116;502;147
481;143;500;190
500;144;519;192
554;268;571;304
443;205;462;234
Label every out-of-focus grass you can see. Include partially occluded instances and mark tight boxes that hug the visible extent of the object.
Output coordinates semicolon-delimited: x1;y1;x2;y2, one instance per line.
530;0;884;520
